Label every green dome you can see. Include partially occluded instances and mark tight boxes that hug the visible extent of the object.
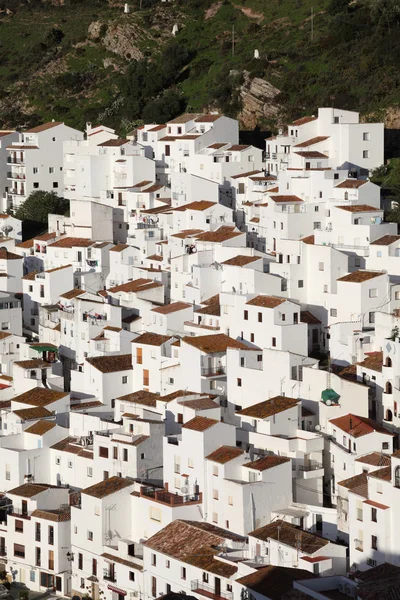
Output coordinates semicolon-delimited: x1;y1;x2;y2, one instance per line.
321;388;340;405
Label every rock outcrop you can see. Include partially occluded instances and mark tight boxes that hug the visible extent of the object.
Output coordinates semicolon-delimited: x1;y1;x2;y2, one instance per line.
239;71;280;128
102;23;144;61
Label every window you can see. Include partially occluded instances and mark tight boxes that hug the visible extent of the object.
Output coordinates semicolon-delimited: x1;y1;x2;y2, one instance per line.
103;471;109;480
55;456;61;465
166;560;170;568
228;496;233;505
319;262;324;271
49;549;54;570
371;508;377;522
122;375;128;384
213;465;218;477
298;280;304;288
282;314;286;322
244;310;248;320
35;522;41;542
369;312;375;324
53;182;58;188
151;554;156;566
137;348;143;364
113;447;118;460
363;132;370;141
129;572;135;582
123;448;128;462
30;571;35;583
313;222;321;230
330;308;337;317
181;567;186;580
149;506;161;522
68;460;72;468
382;442;389;450
143;369;149;387
15;520;23;533
272;337;276;347
99;446;108;458
363;150;370;159
369;288;378;298
92;559;97;576
250;333;255;343
141;453;145;459
33;182;39;188
36;547;41;567
258;312;262;323
213;489;219;500
212;512;218;523
48;525;54;545
237;378;242;387
78;553;83;570
14;544;25;558
371;535;378;550
33;167;38;174
88;531;93;541
87;466;93;477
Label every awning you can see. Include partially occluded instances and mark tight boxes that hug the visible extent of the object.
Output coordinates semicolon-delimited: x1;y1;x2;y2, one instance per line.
29;344;58;352
107;585;127;596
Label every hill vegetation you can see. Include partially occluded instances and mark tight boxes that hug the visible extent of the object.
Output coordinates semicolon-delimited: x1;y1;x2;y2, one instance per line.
0;0;399;134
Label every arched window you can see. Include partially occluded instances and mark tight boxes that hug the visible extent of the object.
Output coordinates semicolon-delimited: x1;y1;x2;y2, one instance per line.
385;357;392;367
386;409;393;422
395;466;400;488
386;382;393;394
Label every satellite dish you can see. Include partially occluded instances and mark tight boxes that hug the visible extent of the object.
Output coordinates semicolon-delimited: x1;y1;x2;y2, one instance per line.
2;225;13;234
181;486;188;494
315;424;321;431
364;374;370;382
325;399;332;406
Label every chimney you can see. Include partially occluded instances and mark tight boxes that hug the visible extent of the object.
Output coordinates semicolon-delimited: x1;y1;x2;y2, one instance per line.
349;418;353;430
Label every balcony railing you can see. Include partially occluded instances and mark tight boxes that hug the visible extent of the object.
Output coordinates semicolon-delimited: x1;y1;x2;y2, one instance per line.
140;486;202;506
201;366;226;377
7;173;25;180
7;158;24;165
354;540;363;552
103;569;116;582
191;581;232;600
298;463;323;472
10;508;31;519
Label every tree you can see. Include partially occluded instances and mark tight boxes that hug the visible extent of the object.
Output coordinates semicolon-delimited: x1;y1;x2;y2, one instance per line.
15;191;69;223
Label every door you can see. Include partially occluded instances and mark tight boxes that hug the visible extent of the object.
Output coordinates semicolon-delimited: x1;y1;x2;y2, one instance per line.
20;569;25;584
143;369;149;388
215;577;221;597
165;145;170;157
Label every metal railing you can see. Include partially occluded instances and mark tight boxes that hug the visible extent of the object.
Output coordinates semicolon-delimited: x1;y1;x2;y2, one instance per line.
201;366;226;376
298;463;323;472
191;581;232;600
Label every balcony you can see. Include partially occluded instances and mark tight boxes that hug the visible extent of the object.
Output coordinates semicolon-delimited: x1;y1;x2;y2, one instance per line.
7;173;25;180
201;366;226;377
10;508;31;519
7;158;24;165
140;486;202;506
103;569;116;583
185;321;220;332
354;540;364;552
191;581;232;600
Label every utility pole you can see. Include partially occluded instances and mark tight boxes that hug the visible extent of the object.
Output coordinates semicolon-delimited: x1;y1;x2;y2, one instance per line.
311;6;314;42
232;25;235;57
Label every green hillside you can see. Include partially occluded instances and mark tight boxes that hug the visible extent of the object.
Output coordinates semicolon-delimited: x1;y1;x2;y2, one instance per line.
0;0;399;134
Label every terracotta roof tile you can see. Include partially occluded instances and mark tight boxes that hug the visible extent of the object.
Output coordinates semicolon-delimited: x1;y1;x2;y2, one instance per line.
8;483;53;498
335;179;368;189
31;508;71;522
195;115;221;123
60;288;84;300
48;237;94;249
98;138;129;147
291;116;318;126
152;302;191;315
336;204;379;213
195;226;242;243
370;235;400;246
238;396;299;419
86;354;132;374
11;388;66;407
182;416;218;432
221;255;260;267
246;295;286;308
295;151;328;159
25;122;62;133
179;397;220;410
330;413;393;438
101;552;143;570
182;333;250;353
117;390;158;407
82;476;134;498
270;195;303;203
236;566;314;599
250;520;328;553
300;310;321;325
357;351;383;372
356;452;391;467
24;420;57;435
110;244;129;253
368;466;391;481
294;136;329;148
301;235;315;245
243;455;290;471
168;113;200;124
171;229;204;239
132;332;171;346
14;407;53;421
337;270;385;283
108;278;162;294
206;446;244;464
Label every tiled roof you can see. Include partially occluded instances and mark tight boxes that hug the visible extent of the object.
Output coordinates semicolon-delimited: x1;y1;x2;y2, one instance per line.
370;235;400;246
300;310;321;325
194;302;220;316
179;397;219;410
50;436;94;458
117;390;158;407
295;151;328;159
243;455;290;471
335;179;368;189
82;476;135;498
357;351;383;373
236;566;314;599
108;278;162;294
195;226;242;243
24;420;57;435
182;416;218;432
26;122;63;133
0;249;22;260
101;552;143;571
48;237;94;248
246;295;286;308
11;388;66;407
132;332;172;346
338;472;368;497
356;452;391;467
329;413;393;438
221;255;260;267
143;184;164;193
31;508;71;522
110;244;129;253
175;200;217;212
270;195;303;203
168;113;200;124
171;229;204;239
208;143;228;149
357;562;400;600
336;204;378;213
182;333;250;353
294;136;329;147
144;520;244;572
250;520;328;553
152;302;191;314
368;466;391;481
237;396;299;419
229;144;250;151
195;114;221;123
231;170;262;179
60;288;84;300
337;270;385;283
86;354;132;373
147;125;166;132
8;483;53;498
206;446;244;464
14;407;53;421
291;116;317;126
301;234;315;244
98;138;129;147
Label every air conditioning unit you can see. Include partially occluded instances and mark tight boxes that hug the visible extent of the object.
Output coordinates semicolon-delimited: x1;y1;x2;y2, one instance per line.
339;583;347;594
